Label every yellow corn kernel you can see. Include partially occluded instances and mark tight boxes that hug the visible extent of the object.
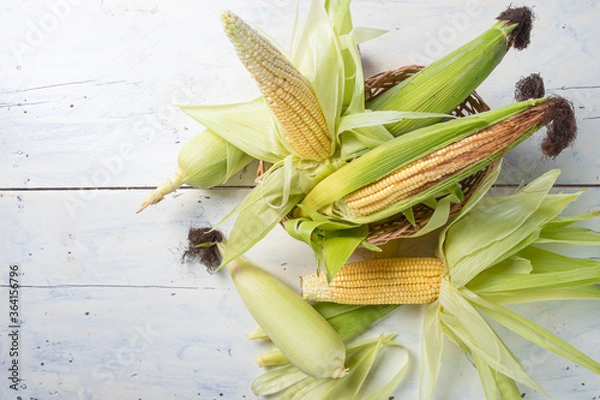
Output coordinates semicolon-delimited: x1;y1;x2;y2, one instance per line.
342;108;545;216
301;257;444;305
221;11;331;161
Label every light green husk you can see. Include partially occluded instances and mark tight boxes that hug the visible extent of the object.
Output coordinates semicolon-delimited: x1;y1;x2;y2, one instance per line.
254;303;399;367
222;243;347;379
418;169;600;400
251;334;409;399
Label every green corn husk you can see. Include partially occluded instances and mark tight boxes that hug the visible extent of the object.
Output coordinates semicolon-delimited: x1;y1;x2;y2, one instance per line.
138;129;253;212
369;7;533;136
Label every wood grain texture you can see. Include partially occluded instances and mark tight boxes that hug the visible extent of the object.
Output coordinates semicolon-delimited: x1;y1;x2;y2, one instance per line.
1;0;599;399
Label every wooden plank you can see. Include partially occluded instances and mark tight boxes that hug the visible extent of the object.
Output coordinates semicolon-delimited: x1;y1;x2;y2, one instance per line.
1;0;599;188
3;286;598;399
1;188;599;398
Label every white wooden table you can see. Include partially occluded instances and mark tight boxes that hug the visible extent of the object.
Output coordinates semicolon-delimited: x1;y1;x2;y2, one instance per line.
1;1;599;398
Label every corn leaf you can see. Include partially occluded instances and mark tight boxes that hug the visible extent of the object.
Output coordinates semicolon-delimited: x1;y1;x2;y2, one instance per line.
251;364;309;396
472;352;501;400
360;349;408;400
438;282;546;393
324;335;387;399
465;290;600;374
419;302;444;400
520;246;600;273
275;334;403;400
496;372;522;399
338;32;364;115
352;27;387;44
479;285;600;305
337;110;453;133
442;170;560;282
468;265;600;294
537;223;600;245
323;225;369;280
541;211;600;227
356;338;409;400
326;304;399;340
325;0;353;35
312;302;365;319
179;101;287;163
253;303;398;340
446;171;584;287
406;193;457;239
219;166;305;267
338;125;395;159
281;376;332;400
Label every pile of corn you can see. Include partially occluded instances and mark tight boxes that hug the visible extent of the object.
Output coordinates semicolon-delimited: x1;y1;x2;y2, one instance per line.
139;1;599;398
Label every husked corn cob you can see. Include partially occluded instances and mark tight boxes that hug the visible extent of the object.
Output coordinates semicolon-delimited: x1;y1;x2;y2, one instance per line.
301;257;444;305
221;11;332;161
344;107;545;216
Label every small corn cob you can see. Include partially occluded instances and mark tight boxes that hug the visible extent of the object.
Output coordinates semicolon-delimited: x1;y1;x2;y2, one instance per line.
137;129;253;213
301;257;444;305
221;11;332;161
368;6;533;136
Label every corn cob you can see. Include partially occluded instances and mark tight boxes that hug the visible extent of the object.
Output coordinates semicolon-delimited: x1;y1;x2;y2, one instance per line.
343;106;545;216
221;11;332;161
301;257;444;305
368;6;534;136
300;96;576;223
